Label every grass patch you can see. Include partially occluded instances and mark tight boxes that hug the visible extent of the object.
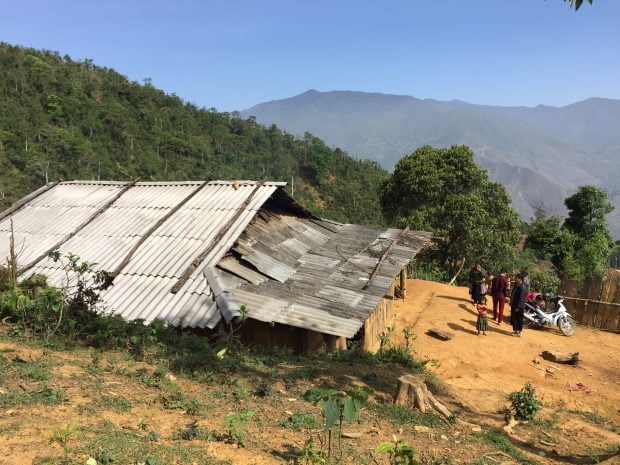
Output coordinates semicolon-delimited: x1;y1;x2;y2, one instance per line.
367;402;443;428
160;388;205;415
529;412;560;430
95;395;133;412
0;386;67;408
0;422;21;436
172;421;213;441
0;354;53;382
567;409;620;433
280;412;319;431
15;359;53;381
477;429;540;465
72;422;227;465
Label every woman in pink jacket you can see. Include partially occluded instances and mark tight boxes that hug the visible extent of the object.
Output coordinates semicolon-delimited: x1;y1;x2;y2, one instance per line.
491;269;509;324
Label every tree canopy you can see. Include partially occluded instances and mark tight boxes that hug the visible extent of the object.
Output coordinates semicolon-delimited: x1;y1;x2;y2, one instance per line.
526;185;614;279
380;145;521;278
0;43;387;225
564;0;593;11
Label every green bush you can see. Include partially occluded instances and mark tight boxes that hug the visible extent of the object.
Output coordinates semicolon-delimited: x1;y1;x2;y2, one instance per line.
508;383;542;420
529;270;560;295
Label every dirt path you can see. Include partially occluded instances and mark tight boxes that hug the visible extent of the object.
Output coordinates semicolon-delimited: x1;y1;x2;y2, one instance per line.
393;279;620;423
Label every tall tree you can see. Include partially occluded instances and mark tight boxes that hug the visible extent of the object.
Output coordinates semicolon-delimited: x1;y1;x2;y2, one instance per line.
526;185;614;279
564;185;614;237
380;145;521;278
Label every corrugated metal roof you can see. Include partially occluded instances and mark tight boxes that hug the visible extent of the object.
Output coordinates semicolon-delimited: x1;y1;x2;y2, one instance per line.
225;214;432;337
0;179;431;337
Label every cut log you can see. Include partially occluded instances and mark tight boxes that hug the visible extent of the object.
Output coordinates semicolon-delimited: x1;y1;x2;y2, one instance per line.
427;328;455;341
394;375;452;418
541;351;580;365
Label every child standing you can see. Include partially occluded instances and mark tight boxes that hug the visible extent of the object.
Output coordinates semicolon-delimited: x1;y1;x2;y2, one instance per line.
476;296;489;336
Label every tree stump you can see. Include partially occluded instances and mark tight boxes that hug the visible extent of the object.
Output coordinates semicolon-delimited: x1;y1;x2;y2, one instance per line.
394;375;452;418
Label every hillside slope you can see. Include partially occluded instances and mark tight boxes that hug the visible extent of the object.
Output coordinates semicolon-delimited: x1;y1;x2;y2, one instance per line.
0;44;386;225
1;281;619;464
242;90;620;237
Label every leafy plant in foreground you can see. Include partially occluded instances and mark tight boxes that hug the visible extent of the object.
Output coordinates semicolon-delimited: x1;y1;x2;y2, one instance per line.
376;435;420;465
508;382;542;420
222;409;255;447
303;385;373;458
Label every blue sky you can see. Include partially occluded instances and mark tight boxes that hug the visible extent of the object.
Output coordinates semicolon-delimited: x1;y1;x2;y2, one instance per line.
1;0;618;111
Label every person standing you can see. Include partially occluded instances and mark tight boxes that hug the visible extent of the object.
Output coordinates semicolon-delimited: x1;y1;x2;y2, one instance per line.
491;269;509;324
519;271;530;295
468;263;485;305
510;276;526;337
476;296;489;336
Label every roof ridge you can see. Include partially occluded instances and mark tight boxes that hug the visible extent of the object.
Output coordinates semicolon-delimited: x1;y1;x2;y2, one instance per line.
61;180;288;186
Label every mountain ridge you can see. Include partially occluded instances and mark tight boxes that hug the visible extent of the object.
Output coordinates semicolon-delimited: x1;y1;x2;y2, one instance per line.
242;90;620;238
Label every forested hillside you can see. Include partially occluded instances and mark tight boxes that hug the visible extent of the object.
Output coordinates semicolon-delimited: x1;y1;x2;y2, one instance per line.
0;43;386;225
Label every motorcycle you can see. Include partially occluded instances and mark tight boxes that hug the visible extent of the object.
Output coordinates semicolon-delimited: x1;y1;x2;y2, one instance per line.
523;295;577;336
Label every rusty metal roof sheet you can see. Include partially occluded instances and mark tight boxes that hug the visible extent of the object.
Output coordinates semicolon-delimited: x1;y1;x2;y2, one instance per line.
224;214;432;338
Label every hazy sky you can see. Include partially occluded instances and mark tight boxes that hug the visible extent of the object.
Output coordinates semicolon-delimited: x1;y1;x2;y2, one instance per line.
1;0;618;111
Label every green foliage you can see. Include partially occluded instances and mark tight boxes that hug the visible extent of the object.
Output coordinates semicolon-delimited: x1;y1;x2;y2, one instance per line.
0;43;386;225
565;0;593;11
376;436;420;465
381;145;520;278
281;412;319;431
160;388;204;416
95;395;133;412
477;429;540;465
296;439;330;465
222;409;255;446
172;421;212;441
0;252;113;340
508;383;542;420
50;423;76;446
13;358;52;381
0;386;68;407
378;324;395;352
528;269;560;295
525;186;614;280
74;422;224;465
303;386;373;431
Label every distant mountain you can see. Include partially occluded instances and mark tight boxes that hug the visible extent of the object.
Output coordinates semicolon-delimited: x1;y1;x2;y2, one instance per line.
243;90;620;237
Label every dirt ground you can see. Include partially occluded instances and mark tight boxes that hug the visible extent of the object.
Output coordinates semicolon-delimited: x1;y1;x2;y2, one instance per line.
393;279;620;421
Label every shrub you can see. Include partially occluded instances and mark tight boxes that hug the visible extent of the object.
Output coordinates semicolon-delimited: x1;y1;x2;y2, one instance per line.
508;383;542;420
222;409;255;446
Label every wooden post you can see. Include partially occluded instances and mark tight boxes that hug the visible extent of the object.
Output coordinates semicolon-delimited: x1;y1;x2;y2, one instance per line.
400;268;407;299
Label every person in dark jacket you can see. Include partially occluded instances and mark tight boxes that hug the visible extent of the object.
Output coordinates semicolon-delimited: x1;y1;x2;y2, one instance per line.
510;276;526;337
518;271;530;295
491;269;509;324
468;263;485;305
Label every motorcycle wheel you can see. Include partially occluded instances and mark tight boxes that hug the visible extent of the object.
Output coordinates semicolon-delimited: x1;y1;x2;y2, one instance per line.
558;316;576;336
